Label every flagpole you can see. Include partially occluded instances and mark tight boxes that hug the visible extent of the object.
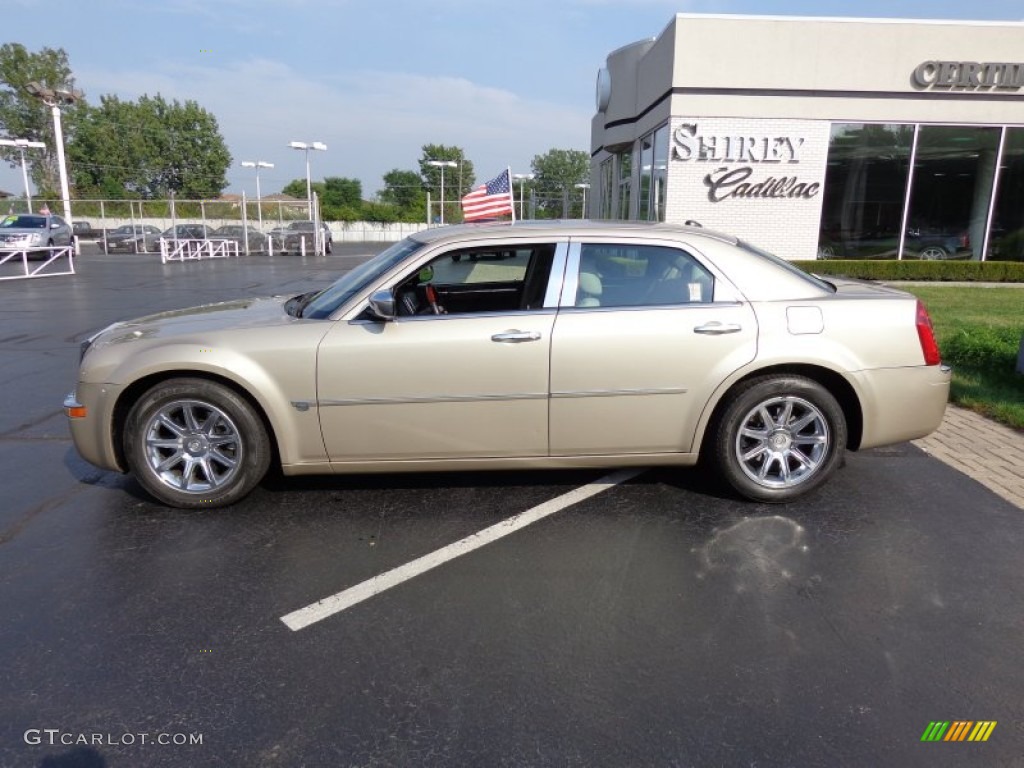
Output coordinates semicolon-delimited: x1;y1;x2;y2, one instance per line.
507;167;515;223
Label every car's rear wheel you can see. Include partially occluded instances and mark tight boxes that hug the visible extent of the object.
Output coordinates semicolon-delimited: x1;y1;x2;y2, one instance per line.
713;375;846;502
124;378;270;508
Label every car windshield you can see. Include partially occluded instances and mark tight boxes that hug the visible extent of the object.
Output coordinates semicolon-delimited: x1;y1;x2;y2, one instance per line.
289;222;315;231
1;215;46;229
301;237;426;319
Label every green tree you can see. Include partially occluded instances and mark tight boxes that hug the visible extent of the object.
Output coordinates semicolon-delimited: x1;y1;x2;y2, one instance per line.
282;176;363;220
68;94;230;200
419;144;474;222
530;148;590;218
0;43;79;195
281;178;314;199
380;168;426;215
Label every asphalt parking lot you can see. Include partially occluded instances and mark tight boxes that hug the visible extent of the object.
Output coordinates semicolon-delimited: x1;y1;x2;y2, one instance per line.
1;243;1022;767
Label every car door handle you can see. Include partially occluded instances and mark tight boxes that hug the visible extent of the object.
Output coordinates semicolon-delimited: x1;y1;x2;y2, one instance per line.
693;322;742;335
491;330;542;343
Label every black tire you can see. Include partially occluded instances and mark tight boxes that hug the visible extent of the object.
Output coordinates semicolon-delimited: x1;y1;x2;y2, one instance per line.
712;375;846;503
123;378;271;508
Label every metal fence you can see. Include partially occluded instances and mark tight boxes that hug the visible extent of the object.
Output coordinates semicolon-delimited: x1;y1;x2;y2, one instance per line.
3;194;429;250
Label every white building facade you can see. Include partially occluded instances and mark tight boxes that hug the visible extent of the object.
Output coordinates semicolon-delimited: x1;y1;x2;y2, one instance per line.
590;14;1024;261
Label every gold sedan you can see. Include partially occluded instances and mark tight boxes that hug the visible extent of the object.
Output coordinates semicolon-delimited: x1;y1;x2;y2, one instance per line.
65;221;950;508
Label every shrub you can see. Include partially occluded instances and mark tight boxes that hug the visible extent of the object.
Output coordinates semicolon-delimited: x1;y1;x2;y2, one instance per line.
941;325;1022;372
792;260;1024;283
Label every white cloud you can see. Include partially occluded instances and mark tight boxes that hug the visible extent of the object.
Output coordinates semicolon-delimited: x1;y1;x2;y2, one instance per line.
73;57;592;196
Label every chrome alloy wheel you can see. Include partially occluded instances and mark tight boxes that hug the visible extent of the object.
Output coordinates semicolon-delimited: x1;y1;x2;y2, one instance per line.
142;399;243;493
734;395;830;489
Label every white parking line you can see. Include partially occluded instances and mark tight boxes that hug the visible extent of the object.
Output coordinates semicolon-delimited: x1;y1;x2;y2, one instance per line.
280;468;644;631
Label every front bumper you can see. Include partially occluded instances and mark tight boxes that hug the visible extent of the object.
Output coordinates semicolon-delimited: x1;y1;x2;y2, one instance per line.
64;382;126;473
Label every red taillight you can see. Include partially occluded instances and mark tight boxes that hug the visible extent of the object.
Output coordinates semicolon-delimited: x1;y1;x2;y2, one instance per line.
915;300;942;366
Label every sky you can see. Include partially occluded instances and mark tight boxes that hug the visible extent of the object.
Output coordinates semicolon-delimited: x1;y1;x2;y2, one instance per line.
3;0;1023;201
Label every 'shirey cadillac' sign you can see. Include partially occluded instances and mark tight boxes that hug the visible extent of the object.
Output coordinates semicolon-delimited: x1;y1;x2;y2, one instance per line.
672;123;820;203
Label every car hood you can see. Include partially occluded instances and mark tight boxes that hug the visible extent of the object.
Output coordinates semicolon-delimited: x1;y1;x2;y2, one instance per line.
0;228;47;236
92;296;302;345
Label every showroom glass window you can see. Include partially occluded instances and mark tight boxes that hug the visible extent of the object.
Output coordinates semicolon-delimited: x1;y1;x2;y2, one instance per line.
652;124;668;222
635;125;668;222
599;157;614;219
617;149;633;220
984;127;1023;262
818;124;913;259
638;134;654;220
907;126;1001;261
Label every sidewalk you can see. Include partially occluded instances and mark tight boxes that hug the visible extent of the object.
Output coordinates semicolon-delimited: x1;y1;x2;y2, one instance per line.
912;405;1024;510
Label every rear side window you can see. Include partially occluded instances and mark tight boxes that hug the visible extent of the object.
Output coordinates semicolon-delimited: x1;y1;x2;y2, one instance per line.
575;243;715;308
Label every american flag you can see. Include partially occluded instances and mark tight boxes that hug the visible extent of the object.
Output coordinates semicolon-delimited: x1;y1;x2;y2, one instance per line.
461;168;514;222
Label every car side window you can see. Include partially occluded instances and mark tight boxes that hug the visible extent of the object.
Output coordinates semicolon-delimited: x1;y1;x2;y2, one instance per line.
394;243;556;317
574;244;714;308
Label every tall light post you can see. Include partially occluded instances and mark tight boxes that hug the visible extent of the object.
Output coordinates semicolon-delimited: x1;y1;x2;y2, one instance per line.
241;160;273;229
426;159;457;224
288;141;327;219
25;81;81;222
512;173;535;220
0;138;46;210
575;183;591;219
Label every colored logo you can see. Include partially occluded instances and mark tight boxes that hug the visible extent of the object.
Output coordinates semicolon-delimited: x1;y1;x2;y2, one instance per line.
921;721;997;742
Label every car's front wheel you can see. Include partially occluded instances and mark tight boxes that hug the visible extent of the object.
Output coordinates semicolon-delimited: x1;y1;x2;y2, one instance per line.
124;378;271;508
712;375;846;502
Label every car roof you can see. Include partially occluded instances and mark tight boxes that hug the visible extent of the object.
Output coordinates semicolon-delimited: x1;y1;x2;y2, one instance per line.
408;219;740;247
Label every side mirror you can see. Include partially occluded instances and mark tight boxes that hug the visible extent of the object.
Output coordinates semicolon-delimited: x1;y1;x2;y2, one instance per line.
367;288;396;320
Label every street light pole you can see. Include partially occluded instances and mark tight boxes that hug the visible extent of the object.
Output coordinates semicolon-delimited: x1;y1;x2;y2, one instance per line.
288;141;327;219
512;173;535;220
25;82;81;222
0;138;46;210
426;160;457;225
575;183;591;219
241;160;274;229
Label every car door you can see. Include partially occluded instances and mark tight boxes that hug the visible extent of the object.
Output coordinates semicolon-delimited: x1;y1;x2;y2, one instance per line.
316;240;566;462
549;238;757;456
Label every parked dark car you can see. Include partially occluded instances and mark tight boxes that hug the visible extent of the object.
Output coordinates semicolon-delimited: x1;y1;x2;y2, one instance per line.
72;221;104;240
273;220;333;254
105;225;162;253
133;224;214;253
817;226;973;260
211;225;268;253
905;227;972;260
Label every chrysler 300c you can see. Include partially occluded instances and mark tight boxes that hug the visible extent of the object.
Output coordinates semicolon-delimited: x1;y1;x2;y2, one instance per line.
65;221;950;508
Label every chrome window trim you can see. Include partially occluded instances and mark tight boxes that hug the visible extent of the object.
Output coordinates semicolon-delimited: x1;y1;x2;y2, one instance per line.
347;308;558;326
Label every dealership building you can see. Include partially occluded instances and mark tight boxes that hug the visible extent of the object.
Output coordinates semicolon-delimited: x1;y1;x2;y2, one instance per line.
589;14;1024;261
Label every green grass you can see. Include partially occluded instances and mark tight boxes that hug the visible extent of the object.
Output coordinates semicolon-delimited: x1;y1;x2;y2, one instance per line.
905;285;1024;429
